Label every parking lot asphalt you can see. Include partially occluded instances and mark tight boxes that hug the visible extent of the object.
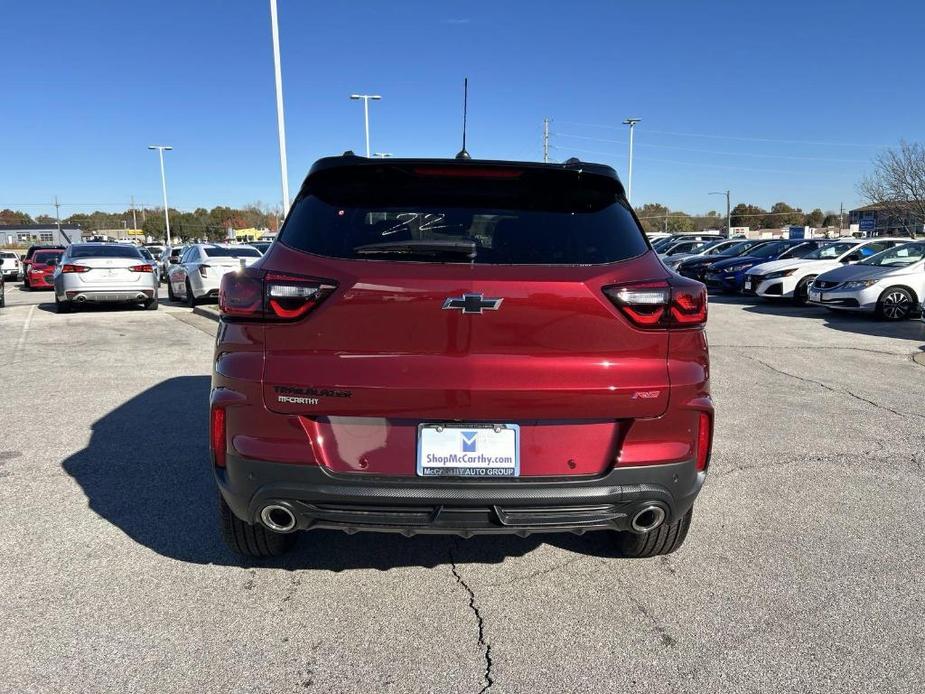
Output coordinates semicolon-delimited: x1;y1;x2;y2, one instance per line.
1;283;924;693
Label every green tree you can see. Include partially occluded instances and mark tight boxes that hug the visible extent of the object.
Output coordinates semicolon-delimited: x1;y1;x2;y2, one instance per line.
666;211;696;232
730;203;767;229
634;203;669;234
765;202;804;228
804;208;825;227
0;209;34;225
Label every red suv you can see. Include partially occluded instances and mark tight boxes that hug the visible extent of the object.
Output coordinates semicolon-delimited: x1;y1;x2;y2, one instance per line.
213;156;712;558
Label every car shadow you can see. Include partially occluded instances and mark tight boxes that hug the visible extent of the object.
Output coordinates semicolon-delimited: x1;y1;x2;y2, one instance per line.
62;376;626;570
710;292;925;343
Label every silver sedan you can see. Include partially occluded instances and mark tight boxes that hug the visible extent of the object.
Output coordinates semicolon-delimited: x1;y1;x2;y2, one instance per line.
53;243;159;313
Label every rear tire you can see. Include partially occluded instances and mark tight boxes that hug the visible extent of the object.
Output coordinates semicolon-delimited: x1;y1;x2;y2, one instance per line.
614;508;693;558
55;296;71;314
185;279;199;307
167;279;177;302
220;495;296;558
144;295;159;311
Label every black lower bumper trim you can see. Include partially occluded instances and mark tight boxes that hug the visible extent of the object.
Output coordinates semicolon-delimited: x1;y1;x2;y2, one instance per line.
216;455;705;536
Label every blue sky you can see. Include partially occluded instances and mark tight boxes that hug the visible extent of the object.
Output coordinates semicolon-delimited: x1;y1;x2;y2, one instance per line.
1;0;921;218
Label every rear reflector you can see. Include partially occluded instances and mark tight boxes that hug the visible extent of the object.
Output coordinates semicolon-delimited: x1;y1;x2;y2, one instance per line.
696;412;712;472
604;277;707;330
61;264;91;274
210;406;227;468
219;268;336;321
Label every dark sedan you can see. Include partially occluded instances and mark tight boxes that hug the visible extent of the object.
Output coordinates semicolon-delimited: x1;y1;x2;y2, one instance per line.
675;239;772;281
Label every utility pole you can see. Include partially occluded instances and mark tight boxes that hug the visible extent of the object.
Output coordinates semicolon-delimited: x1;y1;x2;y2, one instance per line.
543;118;550;163
622;118;641;203
130;195;138;230
350;94;382;158
839;202;844;233
269;0;291;216
54;196;61;234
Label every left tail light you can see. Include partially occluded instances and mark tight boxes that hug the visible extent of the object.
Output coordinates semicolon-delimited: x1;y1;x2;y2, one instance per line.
219;268;336;321
210;406;227;468
61;264;91;274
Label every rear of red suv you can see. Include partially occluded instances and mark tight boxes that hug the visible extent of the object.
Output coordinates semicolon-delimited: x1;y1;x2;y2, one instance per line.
212;156;712;558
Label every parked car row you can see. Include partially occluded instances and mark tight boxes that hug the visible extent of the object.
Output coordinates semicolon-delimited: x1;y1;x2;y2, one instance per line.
658;234;923;320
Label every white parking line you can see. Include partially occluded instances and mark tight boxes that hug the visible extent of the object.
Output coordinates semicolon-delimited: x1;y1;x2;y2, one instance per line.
12;304;37;362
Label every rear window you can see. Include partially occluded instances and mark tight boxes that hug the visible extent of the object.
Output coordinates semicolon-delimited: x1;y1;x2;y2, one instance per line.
279;164;648;265
202;246;261;258
69;245;143;259
32;251;63;263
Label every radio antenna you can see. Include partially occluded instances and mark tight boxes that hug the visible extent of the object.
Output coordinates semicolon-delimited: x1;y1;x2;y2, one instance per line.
455;77;471;160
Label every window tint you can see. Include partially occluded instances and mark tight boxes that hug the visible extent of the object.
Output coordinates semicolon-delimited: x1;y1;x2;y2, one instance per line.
68;245;143;259
202;246;261;258
280;165;648;265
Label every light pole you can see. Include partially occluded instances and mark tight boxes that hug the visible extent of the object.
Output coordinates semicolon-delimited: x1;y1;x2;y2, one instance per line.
148;145;173;245
710;190;732;238
623;118;641;204
350;94;382;158
269;0;290;216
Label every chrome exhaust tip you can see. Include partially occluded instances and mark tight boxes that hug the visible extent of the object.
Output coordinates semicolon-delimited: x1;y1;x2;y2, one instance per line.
259;504;297;533
631;505;666;533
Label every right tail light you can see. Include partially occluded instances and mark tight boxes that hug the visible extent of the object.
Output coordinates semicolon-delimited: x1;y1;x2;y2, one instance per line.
604;277;707;329
219;268;336;321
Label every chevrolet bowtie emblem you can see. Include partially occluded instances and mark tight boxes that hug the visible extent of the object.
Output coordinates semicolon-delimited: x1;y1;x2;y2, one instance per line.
442;293;503;314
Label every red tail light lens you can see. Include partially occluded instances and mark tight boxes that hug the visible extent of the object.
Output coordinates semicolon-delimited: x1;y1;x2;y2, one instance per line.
604;278;707;330
219;269;336;321
696;412;713;472
61;264;91;274
210;406;227;468
129;264;154;273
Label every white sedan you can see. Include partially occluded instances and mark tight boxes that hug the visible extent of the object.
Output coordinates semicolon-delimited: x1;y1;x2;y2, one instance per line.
808;241;925;320
744;238;906;304
166;243;262;306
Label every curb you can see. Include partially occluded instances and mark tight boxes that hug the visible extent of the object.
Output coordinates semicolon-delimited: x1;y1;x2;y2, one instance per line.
192;305;220;323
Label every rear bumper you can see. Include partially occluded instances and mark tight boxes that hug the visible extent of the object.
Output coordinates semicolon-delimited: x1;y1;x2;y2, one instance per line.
216;454;706;536
56;282;156;303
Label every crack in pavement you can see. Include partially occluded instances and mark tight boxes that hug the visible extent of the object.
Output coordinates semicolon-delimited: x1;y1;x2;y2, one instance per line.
613;573;677;649
449;546;494;694
737;352;925;420
713;344;905;356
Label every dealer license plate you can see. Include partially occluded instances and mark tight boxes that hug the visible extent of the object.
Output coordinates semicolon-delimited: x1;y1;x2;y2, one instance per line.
809;290;821;302
417;424;520;477
743;279;752;290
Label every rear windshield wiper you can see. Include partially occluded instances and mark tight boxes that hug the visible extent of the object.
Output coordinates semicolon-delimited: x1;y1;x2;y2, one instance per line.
353;239;477;260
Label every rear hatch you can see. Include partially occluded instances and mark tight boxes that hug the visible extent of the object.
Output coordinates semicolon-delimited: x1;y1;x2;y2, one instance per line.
247;161;690;476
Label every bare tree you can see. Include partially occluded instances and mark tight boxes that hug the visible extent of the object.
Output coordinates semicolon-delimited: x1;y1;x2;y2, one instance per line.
858;140;925;235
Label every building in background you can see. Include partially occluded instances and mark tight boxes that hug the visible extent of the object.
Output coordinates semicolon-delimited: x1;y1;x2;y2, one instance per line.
0;223;81;246
849;203;924;237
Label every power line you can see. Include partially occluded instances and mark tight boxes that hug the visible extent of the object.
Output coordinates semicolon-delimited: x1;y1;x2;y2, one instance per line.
553;132;868;163
554;120;886;148
550;145;843;175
